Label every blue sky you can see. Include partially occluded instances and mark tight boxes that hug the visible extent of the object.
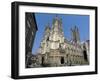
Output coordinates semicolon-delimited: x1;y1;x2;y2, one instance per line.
32;13;89;54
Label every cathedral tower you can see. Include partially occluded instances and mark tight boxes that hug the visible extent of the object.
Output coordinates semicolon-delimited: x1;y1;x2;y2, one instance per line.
39;24;51;54
71;26;80;43
49;15;65;49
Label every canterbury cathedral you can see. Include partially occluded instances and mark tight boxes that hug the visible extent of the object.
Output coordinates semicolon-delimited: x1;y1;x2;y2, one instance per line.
26;15;89;68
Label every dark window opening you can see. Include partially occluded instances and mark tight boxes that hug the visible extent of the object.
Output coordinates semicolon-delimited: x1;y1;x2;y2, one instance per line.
83;50;88;61
42;57;44;65
47;37;49;41
61;57;64;64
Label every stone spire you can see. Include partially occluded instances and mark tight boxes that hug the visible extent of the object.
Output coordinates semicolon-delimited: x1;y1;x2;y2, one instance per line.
49;15;65;49
71;26;80;43
39;23;51;54
44;23;51;39
52;15;63;33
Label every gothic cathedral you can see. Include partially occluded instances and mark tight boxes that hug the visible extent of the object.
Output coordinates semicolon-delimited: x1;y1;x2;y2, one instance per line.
26;15;89;68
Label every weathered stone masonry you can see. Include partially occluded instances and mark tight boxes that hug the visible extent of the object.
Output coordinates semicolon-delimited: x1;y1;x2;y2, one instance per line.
26;16;89;68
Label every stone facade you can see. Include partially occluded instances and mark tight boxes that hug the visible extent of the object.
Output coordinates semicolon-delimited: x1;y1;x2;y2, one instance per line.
25;13;38;68
28;16;89;68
